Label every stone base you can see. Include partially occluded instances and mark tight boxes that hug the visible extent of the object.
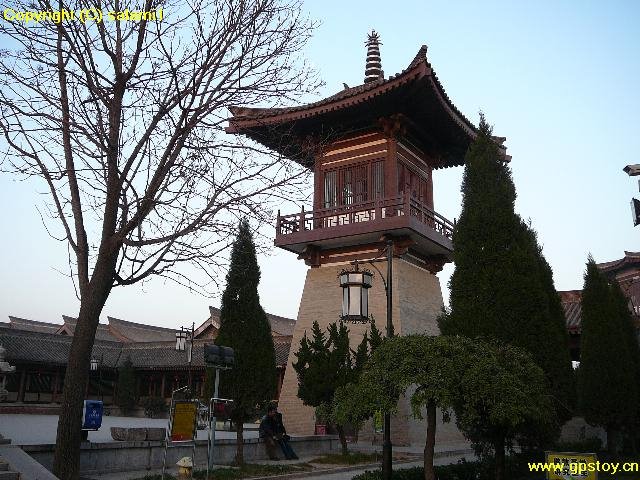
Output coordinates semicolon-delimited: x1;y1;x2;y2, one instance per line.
278;256;463;446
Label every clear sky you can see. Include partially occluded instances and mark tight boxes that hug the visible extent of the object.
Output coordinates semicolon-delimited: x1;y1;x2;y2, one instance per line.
1;0;639;329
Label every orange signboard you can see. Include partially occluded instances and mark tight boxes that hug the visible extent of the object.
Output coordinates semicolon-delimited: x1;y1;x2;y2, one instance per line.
170;401;196;442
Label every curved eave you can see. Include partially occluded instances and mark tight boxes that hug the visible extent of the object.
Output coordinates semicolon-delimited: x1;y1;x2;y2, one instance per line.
227;47;509;166
228;60;476;135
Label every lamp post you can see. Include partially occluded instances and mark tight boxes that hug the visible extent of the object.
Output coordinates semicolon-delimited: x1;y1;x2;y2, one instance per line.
90;355;103;402
339;239;393;480
175;322;195;396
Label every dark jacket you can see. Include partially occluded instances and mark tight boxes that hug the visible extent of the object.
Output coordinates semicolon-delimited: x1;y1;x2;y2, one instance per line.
259;414;278;438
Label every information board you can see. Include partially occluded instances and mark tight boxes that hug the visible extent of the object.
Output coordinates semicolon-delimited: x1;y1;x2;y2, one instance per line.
82;400;103;430
170;401;197;442
545;451;598;480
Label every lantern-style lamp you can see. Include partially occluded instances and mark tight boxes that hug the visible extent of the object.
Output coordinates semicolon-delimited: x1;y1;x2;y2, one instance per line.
339;266;373;322
175;330;187;351
90;357;99;371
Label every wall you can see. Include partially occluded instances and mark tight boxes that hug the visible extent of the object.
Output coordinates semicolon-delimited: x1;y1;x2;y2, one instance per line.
23;435;339;475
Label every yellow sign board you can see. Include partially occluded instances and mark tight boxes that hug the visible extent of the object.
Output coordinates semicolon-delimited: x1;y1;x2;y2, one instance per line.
170;401;197;442
545;451;598;480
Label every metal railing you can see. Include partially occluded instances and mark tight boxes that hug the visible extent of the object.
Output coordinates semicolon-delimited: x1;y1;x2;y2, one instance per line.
276;194;454;239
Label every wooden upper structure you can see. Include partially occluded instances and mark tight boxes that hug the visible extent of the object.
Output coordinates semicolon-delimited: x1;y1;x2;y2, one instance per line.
227;36;508;270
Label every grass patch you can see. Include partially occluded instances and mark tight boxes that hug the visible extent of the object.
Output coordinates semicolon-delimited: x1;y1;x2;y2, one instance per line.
131;463;313;480
309;452;381;465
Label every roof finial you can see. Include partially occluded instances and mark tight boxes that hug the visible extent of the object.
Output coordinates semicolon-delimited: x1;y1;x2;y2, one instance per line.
364;30;383;83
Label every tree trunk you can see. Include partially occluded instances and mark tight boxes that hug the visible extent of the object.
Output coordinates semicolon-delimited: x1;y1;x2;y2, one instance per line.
235;421;244;465
606;425;620;457
423;400;436;480
494;435;505;480
336;424;348;455
52;258;116;479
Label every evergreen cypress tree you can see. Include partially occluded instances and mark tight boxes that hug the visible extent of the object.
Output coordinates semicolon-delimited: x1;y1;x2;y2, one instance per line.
116;356;136;415
441;114;574;428
215;219;276;465
611;280;640;451
293;320;379;454
579;258;637;454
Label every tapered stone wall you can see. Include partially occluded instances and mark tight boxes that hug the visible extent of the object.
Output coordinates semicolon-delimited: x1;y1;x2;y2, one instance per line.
278;256;461;446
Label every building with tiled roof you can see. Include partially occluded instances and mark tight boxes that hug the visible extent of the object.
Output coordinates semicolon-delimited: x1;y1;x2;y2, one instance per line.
0;308;294;408
559;252;640;361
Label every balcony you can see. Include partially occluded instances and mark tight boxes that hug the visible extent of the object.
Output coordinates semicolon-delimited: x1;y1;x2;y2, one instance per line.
275;194;455;259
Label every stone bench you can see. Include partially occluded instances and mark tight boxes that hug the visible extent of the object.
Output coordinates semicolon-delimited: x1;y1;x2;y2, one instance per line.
110;427;166;441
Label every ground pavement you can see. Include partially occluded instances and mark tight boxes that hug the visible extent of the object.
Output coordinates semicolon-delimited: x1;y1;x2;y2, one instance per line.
87;442;476;480
0;414;258;445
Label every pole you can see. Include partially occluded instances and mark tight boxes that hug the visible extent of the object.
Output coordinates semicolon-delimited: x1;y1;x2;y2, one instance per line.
207;368;220;478
188;322;194;397
382;239;393;480
99;353;104;403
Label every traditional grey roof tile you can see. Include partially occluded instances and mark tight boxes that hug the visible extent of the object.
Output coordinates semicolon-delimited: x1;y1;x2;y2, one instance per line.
107;316;178;342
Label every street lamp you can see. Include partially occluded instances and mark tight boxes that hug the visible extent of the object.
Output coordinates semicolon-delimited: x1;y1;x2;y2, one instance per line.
90;356;103;402
339;264;373;322
339;239;394;480
175;323;195;396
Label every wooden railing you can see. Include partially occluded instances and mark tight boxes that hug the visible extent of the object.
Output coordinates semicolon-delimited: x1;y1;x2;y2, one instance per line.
276;194;455;239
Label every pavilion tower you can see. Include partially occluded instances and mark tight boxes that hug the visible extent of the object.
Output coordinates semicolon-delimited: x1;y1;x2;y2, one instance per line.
227;32;508;446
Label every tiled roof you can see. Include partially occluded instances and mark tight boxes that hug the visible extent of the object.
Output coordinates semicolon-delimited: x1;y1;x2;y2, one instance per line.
274;341;291;366
59;315;121;342
559;290;582;334
0;327;122;367
227;45;509;167
597;251;640;277
0;328;291;369
7;316;61;334
205;306;295;337
228;46;468;125
107;316;178;342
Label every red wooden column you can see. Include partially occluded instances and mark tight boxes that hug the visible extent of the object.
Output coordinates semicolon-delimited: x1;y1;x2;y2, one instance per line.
52;368;60;403
17;368;26;403
385;137;398;199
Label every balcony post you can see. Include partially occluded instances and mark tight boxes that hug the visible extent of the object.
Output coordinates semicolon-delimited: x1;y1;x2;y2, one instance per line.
300;205;305;231
403;192;411;216
276;210;281;235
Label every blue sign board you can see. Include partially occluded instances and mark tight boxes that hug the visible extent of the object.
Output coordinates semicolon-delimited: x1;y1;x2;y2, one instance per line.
82;400;103;430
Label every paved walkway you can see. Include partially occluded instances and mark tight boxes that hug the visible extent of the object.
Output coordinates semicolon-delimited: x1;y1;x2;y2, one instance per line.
88;449;476;480
0;414;258;445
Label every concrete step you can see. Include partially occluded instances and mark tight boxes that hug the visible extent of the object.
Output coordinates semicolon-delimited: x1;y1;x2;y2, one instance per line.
0;471;19;480
0;445;59;480
0;461;9;471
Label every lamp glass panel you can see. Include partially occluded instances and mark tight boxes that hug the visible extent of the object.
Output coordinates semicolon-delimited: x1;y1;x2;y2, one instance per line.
340;273;349;286
348;285;361;316
363;273;373;287
342;287;349;317
361;288;369;317
348;273;362;284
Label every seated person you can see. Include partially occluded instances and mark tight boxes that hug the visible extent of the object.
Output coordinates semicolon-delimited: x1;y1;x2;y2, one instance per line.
275;409;298;460
259;405;280;460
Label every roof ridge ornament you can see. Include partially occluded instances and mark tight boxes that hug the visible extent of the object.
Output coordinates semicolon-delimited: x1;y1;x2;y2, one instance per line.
364;30;384;83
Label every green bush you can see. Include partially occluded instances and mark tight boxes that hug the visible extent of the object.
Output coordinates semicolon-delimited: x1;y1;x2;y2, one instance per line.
352;456;542;480
553;437;602;453
142;396;167;418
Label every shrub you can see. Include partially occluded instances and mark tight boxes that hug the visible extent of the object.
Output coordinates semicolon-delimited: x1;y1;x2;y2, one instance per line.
142;396;167;418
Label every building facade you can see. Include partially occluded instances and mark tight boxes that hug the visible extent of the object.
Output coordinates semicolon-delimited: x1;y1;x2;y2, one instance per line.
0;308;293;411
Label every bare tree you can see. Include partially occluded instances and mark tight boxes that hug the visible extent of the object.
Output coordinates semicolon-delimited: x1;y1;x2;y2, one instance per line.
0;0;317;477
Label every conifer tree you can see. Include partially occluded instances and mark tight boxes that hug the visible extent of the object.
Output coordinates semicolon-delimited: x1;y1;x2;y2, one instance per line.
116;357;136;415
293;319;378;454
215;219;276;465
441;114;574;429
579;258;637;454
